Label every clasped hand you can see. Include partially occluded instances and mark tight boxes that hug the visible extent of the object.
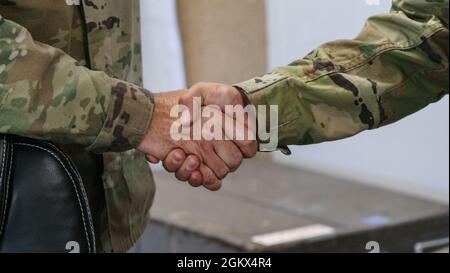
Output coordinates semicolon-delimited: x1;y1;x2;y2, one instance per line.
137;82;257;191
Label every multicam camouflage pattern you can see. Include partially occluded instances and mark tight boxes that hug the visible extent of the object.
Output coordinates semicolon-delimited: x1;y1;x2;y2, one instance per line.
237;0;449;151
0;0;448;253
0;0;154;252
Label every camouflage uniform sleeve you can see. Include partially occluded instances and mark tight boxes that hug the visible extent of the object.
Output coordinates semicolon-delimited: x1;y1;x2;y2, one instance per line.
0;15;154;154
235;0;449;152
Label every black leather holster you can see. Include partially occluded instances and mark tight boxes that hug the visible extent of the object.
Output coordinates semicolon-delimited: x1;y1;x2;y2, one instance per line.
0;134;96;253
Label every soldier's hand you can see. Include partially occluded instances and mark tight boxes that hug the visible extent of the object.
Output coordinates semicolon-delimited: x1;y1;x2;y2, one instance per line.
138;88;252;191
147;149;207;189
148;83;257;189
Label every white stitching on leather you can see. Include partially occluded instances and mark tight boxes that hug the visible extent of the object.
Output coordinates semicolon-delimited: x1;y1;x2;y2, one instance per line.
43;142;96;250
16;143;94;253
0;140;12;237
15;143;94;253
0;136;6;195
0;136;7;236
44;143;95;242
0;136;6;192
0;136;5;182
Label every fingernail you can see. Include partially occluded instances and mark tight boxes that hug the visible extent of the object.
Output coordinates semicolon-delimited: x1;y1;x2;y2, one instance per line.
173;152;184;162
172;159;181;165
187;161;197;171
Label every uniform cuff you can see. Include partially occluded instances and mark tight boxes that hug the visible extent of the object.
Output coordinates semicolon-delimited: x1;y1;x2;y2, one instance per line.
87;79;154;154
234;73;292;155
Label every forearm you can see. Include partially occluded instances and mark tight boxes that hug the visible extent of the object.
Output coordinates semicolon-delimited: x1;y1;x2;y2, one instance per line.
0;15;154;153
235;0;449;151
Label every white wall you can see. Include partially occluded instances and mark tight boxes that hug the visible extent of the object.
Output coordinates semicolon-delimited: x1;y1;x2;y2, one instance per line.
266;0;449;203
140;0;186;92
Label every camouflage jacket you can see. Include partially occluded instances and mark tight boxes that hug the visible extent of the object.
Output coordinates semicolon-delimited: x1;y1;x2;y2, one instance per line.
0;0;448;253
237;0;448;151
0;0;154;252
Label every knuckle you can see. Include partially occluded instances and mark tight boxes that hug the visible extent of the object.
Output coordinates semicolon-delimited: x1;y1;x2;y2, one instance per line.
162;161;173;172
179;94;188;103
230;155;243;170
194;82;208;90
175;171;189;182
241;140;257;157
240;139;253;147
185;142;204;161
201;167;221;185
180;93;192;105
216;84;229;93
216;166;229;180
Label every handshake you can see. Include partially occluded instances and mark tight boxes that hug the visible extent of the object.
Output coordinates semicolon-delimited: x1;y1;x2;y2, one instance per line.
137;82;258;191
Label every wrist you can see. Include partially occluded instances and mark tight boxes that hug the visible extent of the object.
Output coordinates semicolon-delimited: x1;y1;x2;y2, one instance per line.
233;85;252;106
137;91;184;158
88;79;155;154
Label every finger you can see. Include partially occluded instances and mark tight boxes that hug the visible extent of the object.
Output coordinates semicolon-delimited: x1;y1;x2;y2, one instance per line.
200;144;230;180
223;115;258;158
204;180;222;191
188;171;203;187
212;140;243;172
163;149;187;173
146;154;161;164
175;155;201;182
198;164;222;191
189;164;218;188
